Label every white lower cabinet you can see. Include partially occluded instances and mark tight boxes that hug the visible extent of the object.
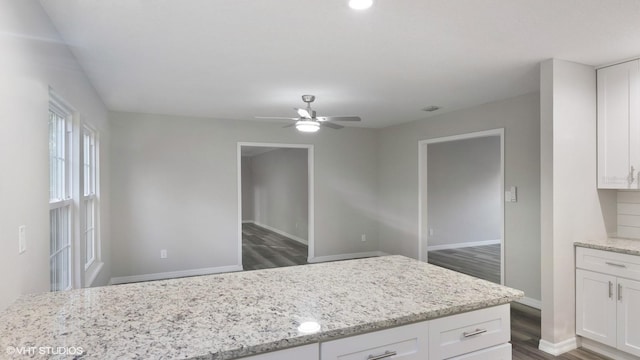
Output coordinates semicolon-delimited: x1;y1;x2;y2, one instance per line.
320;304;511;360
447;343;511;360
576;247;640;357
321;321;429;359
241;344;319;360
428;304;510;360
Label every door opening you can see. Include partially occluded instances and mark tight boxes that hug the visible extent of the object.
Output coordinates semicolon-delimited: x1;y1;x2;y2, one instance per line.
418;129;505;284
237;142;314;270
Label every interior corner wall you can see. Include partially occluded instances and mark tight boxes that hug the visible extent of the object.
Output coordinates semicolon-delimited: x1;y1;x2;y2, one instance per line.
427;136;501;248
539;59;612;346
109;112;379;278
377;92;541;302
250;148;309;243
0;0;111;311
241;156;254;221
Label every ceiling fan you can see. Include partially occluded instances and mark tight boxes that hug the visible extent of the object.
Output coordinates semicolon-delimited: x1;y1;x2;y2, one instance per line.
256;95;361;132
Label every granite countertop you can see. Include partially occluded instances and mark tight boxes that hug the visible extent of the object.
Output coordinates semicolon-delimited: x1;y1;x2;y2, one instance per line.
0;255;523;360
575;237;640;256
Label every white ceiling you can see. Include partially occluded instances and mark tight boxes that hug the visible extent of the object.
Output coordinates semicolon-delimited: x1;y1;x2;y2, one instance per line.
39;0;640;128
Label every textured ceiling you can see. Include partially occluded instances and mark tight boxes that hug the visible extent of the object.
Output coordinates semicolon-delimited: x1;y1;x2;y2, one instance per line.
39;0;640;128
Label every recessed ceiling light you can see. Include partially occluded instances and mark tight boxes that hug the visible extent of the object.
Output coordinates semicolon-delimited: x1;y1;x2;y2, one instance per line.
349;0;373;10
422;106;441;112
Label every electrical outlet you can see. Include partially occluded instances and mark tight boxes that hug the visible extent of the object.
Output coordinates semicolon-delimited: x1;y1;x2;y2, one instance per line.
428;228;434;236
18;225;26;254
160;249;167;259
361;234;366;242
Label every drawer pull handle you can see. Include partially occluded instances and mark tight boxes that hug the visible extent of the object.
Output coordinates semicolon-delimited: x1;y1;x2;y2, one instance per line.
619;283;623;301
609;281;613;299
606;262;626;268
463;328;488;338
367;350;397;360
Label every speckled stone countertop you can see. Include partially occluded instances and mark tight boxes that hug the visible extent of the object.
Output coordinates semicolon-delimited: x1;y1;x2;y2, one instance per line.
575;237;640;256
0;255;523;360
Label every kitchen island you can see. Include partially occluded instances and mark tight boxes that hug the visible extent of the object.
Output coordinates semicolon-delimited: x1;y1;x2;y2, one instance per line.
0;255;523;359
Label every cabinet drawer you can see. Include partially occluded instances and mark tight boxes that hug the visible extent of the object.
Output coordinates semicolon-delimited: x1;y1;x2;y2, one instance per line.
428;304;510;360
576;247;640;280
241;344;318;360
447;343;511;360
321;321;428;360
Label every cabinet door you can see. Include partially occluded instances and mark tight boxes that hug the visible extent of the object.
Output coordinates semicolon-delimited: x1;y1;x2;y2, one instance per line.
576;269;617;347
629;60;640;182
446;343;511;360
597;60;637;188
617;278;640;357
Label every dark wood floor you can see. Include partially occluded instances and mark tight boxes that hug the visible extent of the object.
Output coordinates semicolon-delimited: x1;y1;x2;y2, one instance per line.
242;223;308;271
428;244;501;283
511;303;610;360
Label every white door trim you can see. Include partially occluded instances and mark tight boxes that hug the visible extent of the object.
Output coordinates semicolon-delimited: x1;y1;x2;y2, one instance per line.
237;142;314;268
418;128;505;285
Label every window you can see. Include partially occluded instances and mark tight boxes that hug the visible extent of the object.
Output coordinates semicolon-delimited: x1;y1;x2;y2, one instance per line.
49;101;73;292
83;127;98;268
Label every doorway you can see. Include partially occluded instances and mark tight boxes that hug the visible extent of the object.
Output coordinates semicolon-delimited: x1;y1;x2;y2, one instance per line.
418;129;504;284
237;142;314;270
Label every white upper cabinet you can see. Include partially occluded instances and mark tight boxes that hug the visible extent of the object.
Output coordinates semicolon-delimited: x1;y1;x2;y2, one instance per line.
597;59;640;189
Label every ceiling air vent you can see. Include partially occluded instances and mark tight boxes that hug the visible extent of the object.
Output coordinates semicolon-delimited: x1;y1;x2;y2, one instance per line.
422;106;441;112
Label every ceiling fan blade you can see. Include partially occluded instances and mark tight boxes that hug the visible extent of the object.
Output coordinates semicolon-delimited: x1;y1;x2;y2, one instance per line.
295;108;311;118
282;123;295;128
255;116;298;120
321;122;344;129
320;116;361;122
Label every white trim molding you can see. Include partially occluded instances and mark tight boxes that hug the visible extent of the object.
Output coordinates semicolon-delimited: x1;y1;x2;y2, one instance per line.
538;337;578;356
110;265;243;285
427;239;501;251
418;128;505;286
308;251;388;263
248;221;308;245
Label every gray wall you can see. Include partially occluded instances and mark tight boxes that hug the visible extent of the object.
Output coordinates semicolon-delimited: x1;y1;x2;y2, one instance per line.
241;157;254;221
249;148;308;242
427;137;501;247
110;112;379;278
377;92;541;302
0;0;111;311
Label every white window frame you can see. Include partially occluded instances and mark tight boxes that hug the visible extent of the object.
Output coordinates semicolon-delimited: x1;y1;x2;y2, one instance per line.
82;126;100;270
49;95;74;292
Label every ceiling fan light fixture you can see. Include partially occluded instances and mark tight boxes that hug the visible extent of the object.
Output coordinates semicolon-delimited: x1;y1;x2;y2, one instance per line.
296;120;320;133
349;0;373;10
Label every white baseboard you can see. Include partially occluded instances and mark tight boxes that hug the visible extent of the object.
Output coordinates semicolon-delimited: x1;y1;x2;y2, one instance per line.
308;251;388;263
427;239;501;251
250;221;308;245
242;220;254;224
110;265;243;285
580;337;640;360
515;296;542;310
538;337;578;356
